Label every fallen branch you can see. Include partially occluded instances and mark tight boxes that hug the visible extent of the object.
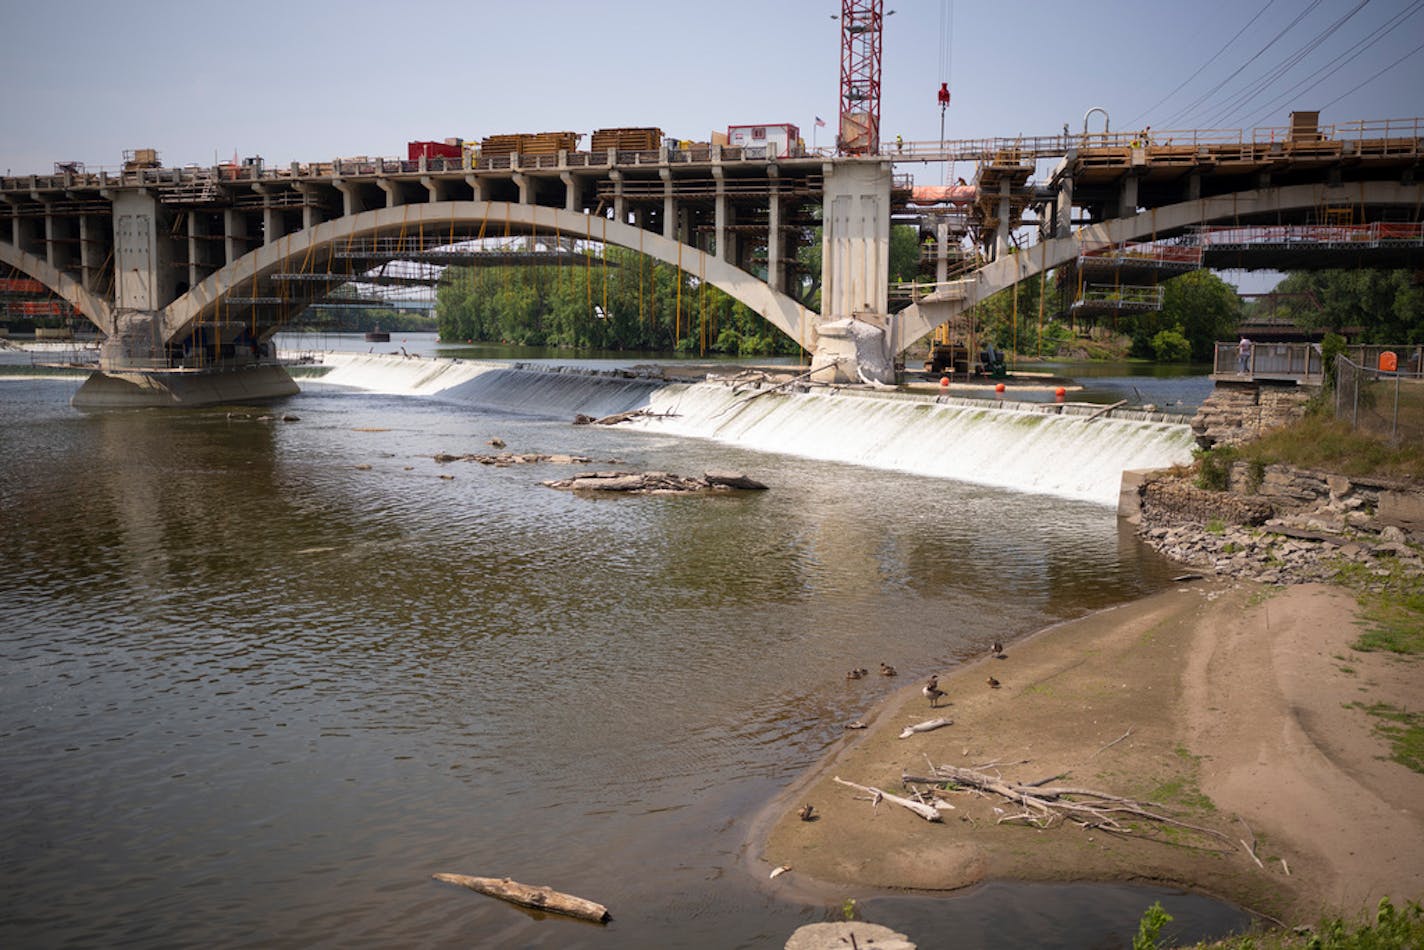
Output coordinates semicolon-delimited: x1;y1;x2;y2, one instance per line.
712;360;842;418
1083;399;1127;422
1091;726;1134;758
834;776;942;822
432;873;610;923
898;717;954;739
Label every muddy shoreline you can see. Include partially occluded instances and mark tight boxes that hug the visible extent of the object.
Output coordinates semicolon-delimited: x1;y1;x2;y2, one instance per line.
752;580;1424;929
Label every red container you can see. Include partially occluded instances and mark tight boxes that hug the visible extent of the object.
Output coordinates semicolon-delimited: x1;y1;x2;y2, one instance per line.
407;140;463;161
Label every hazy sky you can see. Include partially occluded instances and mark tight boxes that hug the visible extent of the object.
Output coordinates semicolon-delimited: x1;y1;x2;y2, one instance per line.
4;0;1420;176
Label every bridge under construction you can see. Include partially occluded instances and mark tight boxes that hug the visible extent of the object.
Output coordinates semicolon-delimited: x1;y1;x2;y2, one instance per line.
1;111;1421;405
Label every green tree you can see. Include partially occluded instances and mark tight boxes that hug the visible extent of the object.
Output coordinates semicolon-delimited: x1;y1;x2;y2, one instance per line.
1150;324;1192;362
1157;270;1240;361
1271;270;1424;343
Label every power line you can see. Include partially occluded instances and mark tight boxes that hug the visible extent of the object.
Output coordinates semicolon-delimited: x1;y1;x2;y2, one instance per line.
1320;36;1424;110
1161;0;1325;128
1126;0;1276;128
1239;0;1424;127
1205;0;1372;128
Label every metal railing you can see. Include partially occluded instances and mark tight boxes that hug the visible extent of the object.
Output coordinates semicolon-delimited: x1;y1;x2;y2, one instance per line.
1213;341;1326;382
1336;353;1424;443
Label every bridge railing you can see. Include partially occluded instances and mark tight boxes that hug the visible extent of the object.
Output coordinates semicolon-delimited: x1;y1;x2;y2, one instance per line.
1214;342;1325;382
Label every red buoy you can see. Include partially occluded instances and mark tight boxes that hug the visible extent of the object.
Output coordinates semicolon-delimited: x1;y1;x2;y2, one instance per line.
939;376;950;388
995;383;1006;393
1055;386;1066;401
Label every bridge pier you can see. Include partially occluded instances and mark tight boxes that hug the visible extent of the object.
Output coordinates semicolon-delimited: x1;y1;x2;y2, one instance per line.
813;160;893;383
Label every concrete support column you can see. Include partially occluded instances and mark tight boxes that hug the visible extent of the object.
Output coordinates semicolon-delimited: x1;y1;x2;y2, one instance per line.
511;173;532;205
659;168;676;241
1056;171;1074;239
421;176;449;204
816;160;893;383
560;172;582;213
995;180;1012;259
464;174;487;202
187;210;201;291
334;180;363;218
224;209;248;266
608;170;626;221
378;178;403;208
1119;175;1139;219
935;220;950;284
263;204;283;245
712;167;727;262
1186;172;1202;201
40;202;57;269
79;214;97;292
766;186;783;294
296;184;326;230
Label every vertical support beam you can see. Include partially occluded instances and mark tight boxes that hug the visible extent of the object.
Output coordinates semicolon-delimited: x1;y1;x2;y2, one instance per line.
995;179;1012;259
819;160;891;319
712;166;727;262
464;174;487;202
1055;166;1074;239
560;171;582;213
187;210;200;291
1119;175;1138;219
334;180;364;218
766;184;783;294
935;220;949;284
511;173;531;205
378;178;404;208
297;183;326;230
79;214;96;292
660;168;676;240
224;208;248;266
607;170;625;221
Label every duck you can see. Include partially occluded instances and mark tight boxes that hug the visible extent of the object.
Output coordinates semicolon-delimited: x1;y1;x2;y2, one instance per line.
879;662;898;677
798;803;816;821
846;667;868;680
923;675;946;708
992;640;1005;658
987;675;1001;689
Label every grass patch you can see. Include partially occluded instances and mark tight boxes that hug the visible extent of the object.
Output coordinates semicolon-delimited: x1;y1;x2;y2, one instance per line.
1171;897;1423;949
1234;411;1424;482
1148;775;1216;813
1332;562;1424;655
1349;702;1424;774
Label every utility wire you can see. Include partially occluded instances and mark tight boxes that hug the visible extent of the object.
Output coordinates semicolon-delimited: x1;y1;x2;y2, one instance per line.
1239;0;1424;127
1125;0;1276;128
1205;0;1372;128
1320;37;1424;110
1161;0;1325;128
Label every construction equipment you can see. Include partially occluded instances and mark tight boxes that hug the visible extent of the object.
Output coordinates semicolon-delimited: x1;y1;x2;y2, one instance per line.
836;0;885;155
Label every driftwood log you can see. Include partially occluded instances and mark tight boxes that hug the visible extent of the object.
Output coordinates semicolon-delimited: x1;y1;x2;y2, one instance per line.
432;873;610;923
834;776;942;822
542;470;767;495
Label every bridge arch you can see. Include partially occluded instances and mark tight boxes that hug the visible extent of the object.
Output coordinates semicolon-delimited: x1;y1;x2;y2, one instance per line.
163;201;816;348
895;180;1424;352
0;241;113;335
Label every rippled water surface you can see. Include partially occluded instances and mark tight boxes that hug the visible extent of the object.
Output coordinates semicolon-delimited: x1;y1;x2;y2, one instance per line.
0;370;1248;948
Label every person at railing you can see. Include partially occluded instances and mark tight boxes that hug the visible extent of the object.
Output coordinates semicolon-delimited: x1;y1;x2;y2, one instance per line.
1237;336;1252;374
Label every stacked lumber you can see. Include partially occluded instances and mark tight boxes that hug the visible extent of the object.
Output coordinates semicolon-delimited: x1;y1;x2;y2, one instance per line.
480;132;580;157
590;127;663;151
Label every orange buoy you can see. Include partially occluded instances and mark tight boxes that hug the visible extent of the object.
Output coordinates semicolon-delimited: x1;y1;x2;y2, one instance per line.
1055;386;1066;401
995;383;1006;393
939;376;950;388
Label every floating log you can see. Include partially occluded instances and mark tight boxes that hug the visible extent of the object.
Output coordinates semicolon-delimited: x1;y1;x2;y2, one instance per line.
898;717;953;739
432;873;610;923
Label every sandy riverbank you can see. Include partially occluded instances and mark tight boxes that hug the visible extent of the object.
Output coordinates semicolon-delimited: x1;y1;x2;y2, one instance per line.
757;581;1424;927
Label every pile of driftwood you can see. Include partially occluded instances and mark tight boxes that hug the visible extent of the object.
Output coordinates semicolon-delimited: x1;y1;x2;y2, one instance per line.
433;452;599;466
542;469;767;495
835;757;1232;851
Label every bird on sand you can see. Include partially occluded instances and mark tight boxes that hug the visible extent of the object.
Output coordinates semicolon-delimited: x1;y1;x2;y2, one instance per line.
987;675;1001;689
923;675;946;708
798;803;816;821
992;640;1005;658
879;662;898;676
846;667;868;680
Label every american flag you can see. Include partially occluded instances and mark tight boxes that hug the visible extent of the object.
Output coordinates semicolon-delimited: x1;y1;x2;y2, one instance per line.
815;116;826;128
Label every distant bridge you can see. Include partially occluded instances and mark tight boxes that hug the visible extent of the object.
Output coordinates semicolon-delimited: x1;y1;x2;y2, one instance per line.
1;116;1421;405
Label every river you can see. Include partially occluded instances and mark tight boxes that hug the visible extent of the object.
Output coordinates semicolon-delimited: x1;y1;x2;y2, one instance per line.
0;342;1250;948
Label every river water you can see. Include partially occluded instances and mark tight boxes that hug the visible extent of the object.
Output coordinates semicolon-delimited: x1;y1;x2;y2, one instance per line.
0;345;1250;948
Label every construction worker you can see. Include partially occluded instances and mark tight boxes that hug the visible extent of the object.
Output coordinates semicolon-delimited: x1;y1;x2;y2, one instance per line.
896;134;903;153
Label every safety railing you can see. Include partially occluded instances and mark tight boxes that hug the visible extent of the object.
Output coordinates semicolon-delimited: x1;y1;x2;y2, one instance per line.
1336;353;1424;444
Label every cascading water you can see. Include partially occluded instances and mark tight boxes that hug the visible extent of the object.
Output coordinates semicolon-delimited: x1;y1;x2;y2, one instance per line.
311;353;1197;506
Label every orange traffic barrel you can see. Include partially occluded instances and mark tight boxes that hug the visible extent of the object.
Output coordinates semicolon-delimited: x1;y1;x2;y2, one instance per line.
1379;351;1398;372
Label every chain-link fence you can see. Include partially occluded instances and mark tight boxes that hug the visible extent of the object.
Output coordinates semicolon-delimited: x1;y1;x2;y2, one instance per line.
1335;354;1424;444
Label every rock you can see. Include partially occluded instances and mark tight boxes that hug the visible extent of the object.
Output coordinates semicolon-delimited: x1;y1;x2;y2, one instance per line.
573;414;595;425
785;922;916;950
1380;524;1408;544
704;470;768;490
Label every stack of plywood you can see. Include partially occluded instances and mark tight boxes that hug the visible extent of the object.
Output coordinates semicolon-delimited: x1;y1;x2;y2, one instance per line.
590;127;664;151
481;132;580;156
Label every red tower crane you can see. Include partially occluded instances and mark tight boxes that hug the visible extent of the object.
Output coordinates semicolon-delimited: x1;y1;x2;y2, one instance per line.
836;0;885;155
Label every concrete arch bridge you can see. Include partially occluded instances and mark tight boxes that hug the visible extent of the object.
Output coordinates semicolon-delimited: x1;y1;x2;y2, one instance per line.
2;119;1422;405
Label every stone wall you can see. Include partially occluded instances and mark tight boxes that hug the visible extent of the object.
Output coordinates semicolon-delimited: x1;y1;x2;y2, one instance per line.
1190;382;1314;447
1123;463;1423;586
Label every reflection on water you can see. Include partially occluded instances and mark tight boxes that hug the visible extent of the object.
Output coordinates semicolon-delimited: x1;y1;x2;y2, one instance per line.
0;375;1247;948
